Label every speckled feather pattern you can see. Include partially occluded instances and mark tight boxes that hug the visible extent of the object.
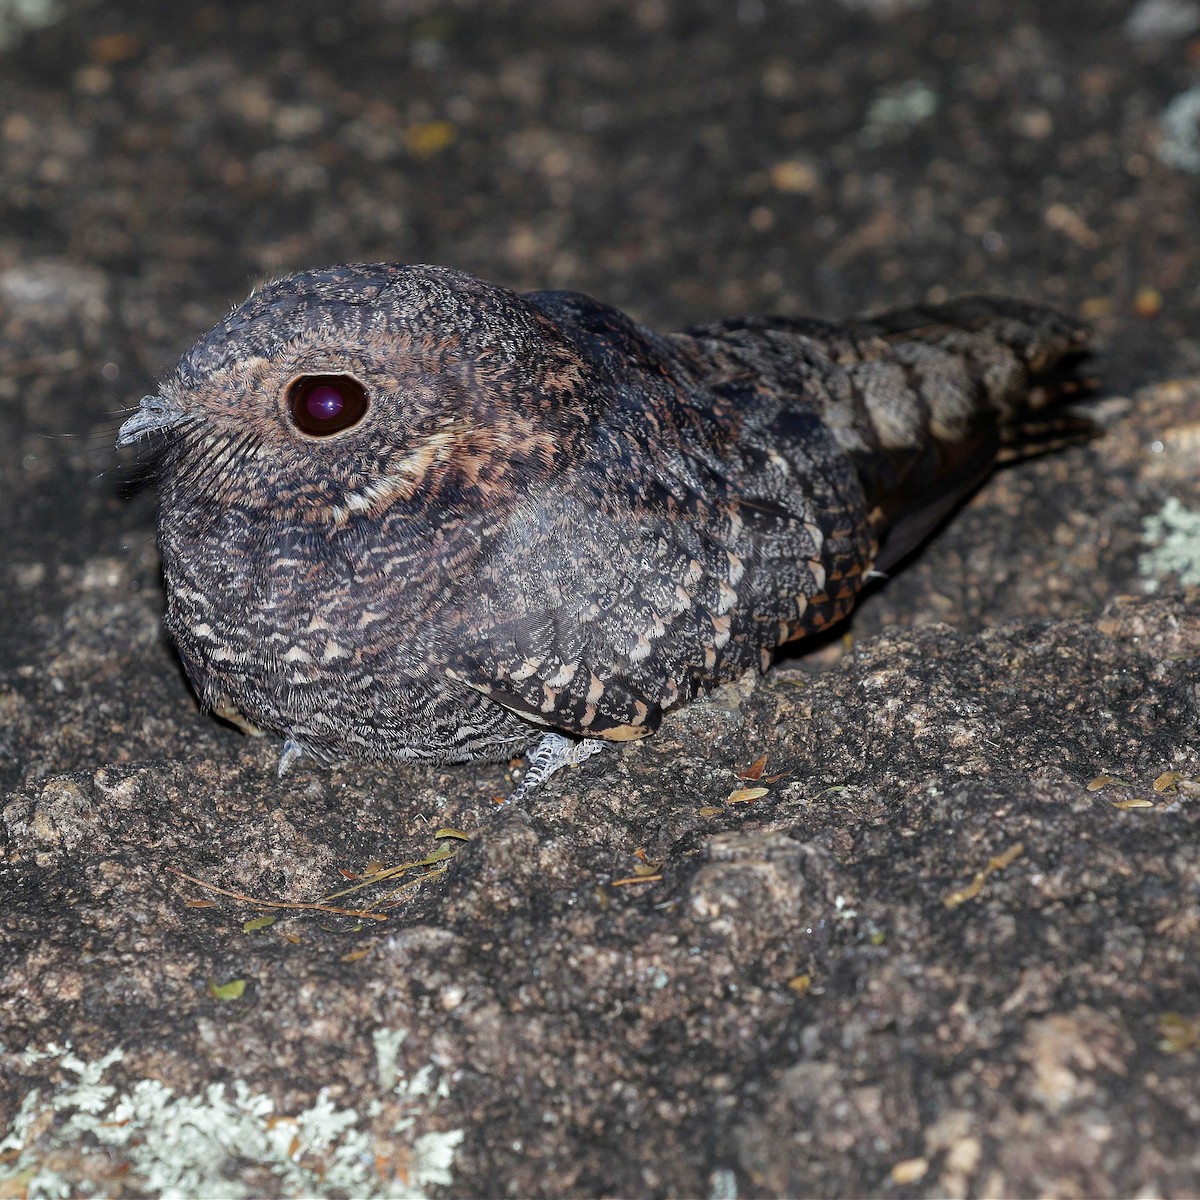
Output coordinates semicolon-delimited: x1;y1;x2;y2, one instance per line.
124;264;1088;767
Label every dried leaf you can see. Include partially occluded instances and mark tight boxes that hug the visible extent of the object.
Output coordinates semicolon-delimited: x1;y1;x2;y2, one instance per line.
727;786;769;804
890;1158;929;1185
403;120;457;158
1158;1012;1200;1053
1133;286;1162;318
737;754;768;781
89;32;140;64
207;977;246;1001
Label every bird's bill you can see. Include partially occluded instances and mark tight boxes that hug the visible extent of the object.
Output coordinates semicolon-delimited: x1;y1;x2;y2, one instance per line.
116;394;187;446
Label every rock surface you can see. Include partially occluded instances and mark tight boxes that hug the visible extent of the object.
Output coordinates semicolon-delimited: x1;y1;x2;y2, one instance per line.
2;1;1199;1196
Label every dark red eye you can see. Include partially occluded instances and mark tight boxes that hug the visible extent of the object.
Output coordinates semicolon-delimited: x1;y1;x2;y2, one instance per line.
287;374;369;436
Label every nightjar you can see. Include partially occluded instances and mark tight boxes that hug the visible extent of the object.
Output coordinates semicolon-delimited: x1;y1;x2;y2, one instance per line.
118;264;1090;795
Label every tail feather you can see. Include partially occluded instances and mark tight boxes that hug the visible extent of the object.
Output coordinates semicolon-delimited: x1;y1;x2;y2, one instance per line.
997;412;1099;464
844;296;1094;571
677;295;1095;575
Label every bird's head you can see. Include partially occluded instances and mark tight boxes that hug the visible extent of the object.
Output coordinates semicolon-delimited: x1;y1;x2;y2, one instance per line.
117;263;591;524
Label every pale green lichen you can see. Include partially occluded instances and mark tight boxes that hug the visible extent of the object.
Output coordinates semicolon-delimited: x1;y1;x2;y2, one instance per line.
0;0;62;49
860;80;938;146
1140;497;1200;591
1157;86;1200;173
373;1026;410;1092
0;1037;462;1199
708;1165;740;1199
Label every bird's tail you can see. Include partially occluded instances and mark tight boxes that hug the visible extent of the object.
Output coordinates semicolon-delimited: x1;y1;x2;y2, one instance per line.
837;296;1094;572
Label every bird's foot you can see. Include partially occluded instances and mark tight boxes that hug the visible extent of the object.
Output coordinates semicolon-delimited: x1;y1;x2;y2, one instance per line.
507;733;606;803
277;738;306;778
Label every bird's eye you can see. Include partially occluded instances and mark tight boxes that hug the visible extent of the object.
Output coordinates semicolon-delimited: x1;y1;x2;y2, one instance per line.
286;374;370;437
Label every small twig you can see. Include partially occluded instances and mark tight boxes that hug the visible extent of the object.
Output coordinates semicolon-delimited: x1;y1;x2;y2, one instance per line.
372;862;453;909
168;867;388;921
943;842;1024;910
321;844;456;903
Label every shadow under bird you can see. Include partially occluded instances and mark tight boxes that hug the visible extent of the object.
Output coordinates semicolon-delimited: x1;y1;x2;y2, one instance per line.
117;264;1091;797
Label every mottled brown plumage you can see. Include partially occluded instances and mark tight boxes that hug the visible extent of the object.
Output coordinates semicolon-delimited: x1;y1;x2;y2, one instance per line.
117;264;1090;792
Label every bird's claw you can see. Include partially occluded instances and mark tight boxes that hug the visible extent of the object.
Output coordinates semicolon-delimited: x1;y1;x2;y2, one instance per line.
506;733;606;803
277;738;305;778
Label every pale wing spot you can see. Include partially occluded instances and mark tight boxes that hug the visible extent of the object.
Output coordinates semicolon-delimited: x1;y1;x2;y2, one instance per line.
585;673;605;705
322;640;350;662
711;613;732;649
511;657;544;681
283;645;314;664
629;633;653;663
716;580;738;615
808;559;827;592
545;661;578;688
